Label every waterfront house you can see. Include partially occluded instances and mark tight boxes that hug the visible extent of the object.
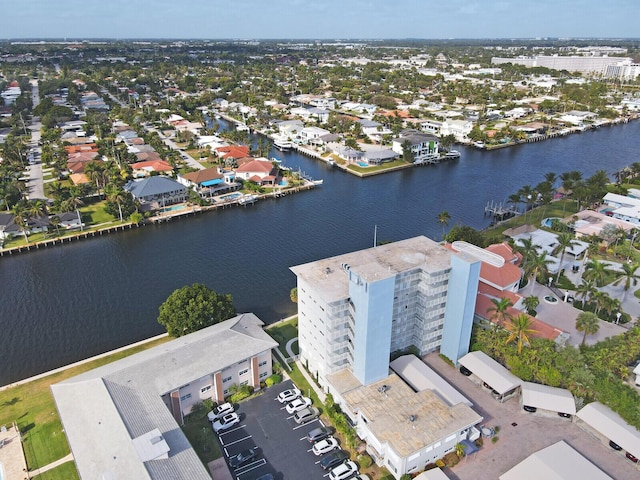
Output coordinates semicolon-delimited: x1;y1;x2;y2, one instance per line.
234;158;278;185
602;192;640;225
178;167;239;198
124;176;187;210
391;132;440;163
51;313;277;480
440;119;474;142
276;119;305;140
299;126;330;145
359;119;392;143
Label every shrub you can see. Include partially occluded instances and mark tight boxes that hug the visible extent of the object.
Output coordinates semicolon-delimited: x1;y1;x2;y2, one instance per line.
435;459;445;468
493;425;500;433
358;453;373;469
475;437;483;447
265;374;282;387
492;436;499;443
400;475;412;480
228;384;253;403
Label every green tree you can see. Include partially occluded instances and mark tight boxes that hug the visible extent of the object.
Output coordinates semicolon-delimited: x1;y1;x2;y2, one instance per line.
158;283;236;337
575;311;600;346
552;232;579;283
486;297;513;328
522;296;540;316
437;210;451;241
613;263;640;302
290;287;298;304
505;314;536;354
584;259;612;287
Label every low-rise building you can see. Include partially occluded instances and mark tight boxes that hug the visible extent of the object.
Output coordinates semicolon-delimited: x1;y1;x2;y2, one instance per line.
124;176;187;210
391;132;440;164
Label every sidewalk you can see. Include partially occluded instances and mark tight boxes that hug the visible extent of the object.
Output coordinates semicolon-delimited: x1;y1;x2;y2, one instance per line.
28;453;74;476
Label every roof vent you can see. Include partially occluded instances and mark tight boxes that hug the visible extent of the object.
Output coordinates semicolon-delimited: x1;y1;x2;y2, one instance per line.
409;415;417;423
377;384;389;394
325;267;333;274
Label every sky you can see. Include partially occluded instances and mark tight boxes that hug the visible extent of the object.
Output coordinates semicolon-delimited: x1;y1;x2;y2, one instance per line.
2;0;639;40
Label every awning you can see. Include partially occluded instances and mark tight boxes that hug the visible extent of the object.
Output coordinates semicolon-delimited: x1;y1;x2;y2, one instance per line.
521;382;576;415
577;402;640;458
458;351;521;395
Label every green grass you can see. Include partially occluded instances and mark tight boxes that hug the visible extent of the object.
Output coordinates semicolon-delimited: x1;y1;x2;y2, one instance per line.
81;199;117;225
0;336;171;471
30;461;80;480
266;317;298;354
181;414;222;464
346;159;410;173
287;363;323;410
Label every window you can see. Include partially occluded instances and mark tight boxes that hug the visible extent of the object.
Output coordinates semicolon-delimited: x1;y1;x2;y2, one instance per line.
200;385;212;394
180;393;192;402
241;380;249;386
433;441;441;448
446;434;457;442
258;360;268;367
239;368;249;376
223;389;229;395
259;371;269;378
223;376;232;383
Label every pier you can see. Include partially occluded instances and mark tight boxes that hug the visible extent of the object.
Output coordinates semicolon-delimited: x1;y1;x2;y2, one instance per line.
484;200;519;220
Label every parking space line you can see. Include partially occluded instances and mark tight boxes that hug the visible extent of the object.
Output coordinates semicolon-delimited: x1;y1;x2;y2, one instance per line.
235;458;267;475
218;424;247;437
223;435;253;448
293;420;318;430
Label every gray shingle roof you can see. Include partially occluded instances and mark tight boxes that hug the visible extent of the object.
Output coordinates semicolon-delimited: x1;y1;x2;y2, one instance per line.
124;176;186;198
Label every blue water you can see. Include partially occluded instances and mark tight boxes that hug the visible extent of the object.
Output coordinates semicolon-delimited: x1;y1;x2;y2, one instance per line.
0;120;639;385
357;161;368;167
220;192;243;200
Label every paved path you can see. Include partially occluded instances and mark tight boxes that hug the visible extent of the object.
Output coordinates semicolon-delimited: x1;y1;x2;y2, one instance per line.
28;453;74;476
285;337;298;357
423;353;639;480
0;424;28;480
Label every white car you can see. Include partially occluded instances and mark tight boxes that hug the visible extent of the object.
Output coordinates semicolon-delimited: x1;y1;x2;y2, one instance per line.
329;460;358;480
285;396;312;414
212;412;240;433
207;402;234;422
312;436;339;456
277;388;301;403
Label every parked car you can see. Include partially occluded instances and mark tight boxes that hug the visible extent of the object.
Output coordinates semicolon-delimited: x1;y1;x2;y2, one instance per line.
319;450;348;470
626;452;638;463
229;447;259;468
255;475;274;480
354;475;371;480
329;460;358;480
609;440;622;451
307;426;331;443
285;396;312;414
557;412;572;418
212;412;240;433
312;436;339;456
294;406;319;424
523;405;537;413
277;388;301;403
460;365;472;376
208;402;234;421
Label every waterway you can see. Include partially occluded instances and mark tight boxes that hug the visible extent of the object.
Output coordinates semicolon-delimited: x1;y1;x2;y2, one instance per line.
1;121;639;385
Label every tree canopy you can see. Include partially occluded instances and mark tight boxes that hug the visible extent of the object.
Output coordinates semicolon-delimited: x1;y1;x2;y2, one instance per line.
157;283;236;337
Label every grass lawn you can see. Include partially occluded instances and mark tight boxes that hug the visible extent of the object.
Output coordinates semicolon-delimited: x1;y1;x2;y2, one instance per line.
266;317;298;354
30;461;80;480
181;414;222;464
0;336;171;471
287;363;322;414
80;199;117;225
346;159;410;174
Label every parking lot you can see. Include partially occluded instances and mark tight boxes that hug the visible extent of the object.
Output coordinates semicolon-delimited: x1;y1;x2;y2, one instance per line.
216;380;336;480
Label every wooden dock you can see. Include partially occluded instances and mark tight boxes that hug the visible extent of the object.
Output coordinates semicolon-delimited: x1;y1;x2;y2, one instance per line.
484;200;518;220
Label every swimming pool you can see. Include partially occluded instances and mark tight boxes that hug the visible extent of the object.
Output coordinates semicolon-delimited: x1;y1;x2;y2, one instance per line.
357;161;368;167
220;192;243;201
541;217;562;228
279;180;288;187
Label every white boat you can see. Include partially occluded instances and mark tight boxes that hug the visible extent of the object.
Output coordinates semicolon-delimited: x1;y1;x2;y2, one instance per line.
445;150;461;159
273;135;292;151
311;179;324;186
238;194;259;205
236;124;249;132
473;141;486;149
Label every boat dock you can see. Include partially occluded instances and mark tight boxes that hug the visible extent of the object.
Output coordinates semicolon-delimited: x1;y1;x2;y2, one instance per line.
484;200;519;220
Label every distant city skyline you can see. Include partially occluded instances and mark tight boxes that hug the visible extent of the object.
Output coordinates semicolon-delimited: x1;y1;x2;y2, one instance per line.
3;0;639;40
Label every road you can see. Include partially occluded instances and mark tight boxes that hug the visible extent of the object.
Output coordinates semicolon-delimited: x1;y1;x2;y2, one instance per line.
26;80;46;200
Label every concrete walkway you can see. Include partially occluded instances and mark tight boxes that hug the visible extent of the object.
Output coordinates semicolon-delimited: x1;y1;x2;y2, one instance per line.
28;453;74;476
0;424;28;480
285;337;298;357
295;360;326;403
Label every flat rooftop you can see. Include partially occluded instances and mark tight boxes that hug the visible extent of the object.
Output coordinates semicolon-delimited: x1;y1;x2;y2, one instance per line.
290;236;452;303
329;369;482;457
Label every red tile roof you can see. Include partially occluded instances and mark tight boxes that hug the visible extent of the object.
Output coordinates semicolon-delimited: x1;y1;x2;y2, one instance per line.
235;159;273;174
131;160;173;172
182;168;223;184
216;145;250;159
65;144;98;154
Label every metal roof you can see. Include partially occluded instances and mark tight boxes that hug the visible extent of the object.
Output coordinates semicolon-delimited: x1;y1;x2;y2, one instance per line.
499;440;612;480
124;176;186;199
458;351;521;395
521;382;576;415
576;402;640;459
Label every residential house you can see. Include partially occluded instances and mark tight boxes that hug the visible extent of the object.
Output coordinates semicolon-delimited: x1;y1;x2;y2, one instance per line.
359;119;392;143
178;167;239;198
392;132;439;164
131;160;174;178
560;110;598;126
124;176;187;210
51;313;277;480
440;119;473;142
299;126;330;145
234;158;278;185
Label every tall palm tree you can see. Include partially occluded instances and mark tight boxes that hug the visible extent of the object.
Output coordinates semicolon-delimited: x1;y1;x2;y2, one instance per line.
486;297;513;328
84;161;105;198
63;188;85;232
552;232;580;283
11;203;29;243
505;313;536;354
575;311;600;346
591;290;609;315
528;251;553;294
576;278;596;305
584;259;612;287
613;262;640;301
437;211;451;241
105;184;126;223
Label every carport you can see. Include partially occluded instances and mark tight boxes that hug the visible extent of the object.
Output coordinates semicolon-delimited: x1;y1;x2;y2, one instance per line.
520;382;576;416
576;402;640;461
458;351;521;402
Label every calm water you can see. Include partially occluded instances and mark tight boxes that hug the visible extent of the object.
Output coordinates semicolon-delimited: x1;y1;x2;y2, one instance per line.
1;121;639;385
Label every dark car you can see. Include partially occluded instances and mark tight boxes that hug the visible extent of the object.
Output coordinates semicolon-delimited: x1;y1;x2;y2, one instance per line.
523;405;537;413
460;366;472;376
320;450;348;470
626;452;638;463
557;412;572;419
609;440;622;451
256;475;274;480
307;426;331;443
229;447;258;468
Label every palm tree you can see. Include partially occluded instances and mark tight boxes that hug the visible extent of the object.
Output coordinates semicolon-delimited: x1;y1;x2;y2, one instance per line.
528;251;553;294
105;184;126;222
437;211;451;241
505;313;536;354
11;204;29;244
516;237;541;271
522;295;540;315
591;290;609;315
575;311;600;346
552;232;580;283
576;278;596;305
613;262;640;301
63;187;85;232
84;161;105;197
584;259;612;287
49;215;61;236
486;297;513;328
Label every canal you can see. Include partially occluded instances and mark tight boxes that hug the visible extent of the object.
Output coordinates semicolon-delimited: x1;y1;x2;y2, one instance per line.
0;120;639;385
